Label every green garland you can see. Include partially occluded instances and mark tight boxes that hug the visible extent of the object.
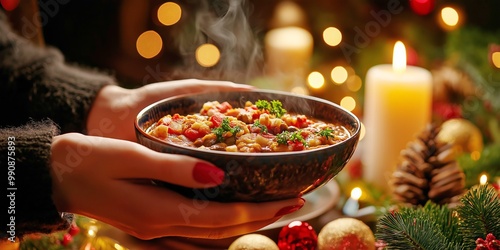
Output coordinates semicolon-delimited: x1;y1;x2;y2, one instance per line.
458;143;500;188
376;185;500;249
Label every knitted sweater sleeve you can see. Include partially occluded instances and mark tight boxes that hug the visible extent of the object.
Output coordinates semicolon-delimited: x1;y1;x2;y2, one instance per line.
1;120;74;240
0;9;116;239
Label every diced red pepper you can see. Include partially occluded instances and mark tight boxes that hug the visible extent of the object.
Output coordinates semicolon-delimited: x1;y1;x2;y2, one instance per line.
289;141;305;151
172;114;182;121
296;115;309;128
184;128;205;141
210;114;224;128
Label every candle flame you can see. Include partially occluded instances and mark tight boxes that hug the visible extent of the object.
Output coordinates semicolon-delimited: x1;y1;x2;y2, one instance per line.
393;41;407;73
351;187;362;200
480;174;488;185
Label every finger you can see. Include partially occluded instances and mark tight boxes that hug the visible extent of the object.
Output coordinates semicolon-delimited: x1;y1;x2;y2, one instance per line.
116;183;305;228
87;136;225;188
140;79;255;103
139;216;282;240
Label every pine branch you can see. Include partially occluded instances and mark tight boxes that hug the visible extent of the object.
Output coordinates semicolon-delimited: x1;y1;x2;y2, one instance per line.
421;202;463;246
376;204;462;250
457;185;500;249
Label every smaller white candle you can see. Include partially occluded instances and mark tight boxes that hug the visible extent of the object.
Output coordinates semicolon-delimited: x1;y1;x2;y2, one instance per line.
264;27;313;91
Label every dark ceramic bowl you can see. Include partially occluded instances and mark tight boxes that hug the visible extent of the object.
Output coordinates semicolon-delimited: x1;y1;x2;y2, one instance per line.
135;90;360;202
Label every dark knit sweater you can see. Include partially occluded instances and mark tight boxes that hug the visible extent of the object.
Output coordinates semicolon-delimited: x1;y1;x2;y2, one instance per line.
0;9;115;239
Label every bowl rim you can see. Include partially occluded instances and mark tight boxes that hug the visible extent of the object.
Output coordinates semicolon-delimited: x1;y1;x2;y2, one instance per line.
135;89;361;156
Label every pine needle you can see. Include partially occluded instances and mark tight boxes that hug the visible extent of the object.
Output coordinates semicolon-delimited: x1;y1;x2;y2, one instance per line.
376;204;461;250
457;185;500;249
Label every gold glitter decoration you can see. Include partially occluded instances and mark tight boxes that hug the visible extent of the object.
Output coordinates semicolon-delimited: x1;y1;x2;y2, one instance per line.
317;218;375;250
437;118;484;155
228;234;279;250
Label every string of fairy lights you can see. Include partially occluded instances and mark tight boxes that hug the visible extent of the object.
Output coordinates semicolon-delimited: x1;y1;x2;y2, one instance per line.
135;2;222;67
132;0;471;117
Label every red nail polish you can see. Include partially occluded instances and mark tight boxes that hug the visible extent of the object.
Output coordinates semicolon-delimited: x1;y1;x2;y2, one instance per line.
193;162;225;185
274;198;305;217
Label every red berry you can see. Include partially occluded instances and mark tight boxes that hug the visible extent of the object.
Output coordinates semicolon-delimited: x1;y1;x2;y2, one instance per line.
61;233;73;246
68;224;80;236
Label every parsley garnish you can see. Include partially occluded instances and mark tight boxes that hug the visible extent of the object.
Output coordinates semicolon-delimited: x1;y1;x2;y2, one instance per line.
253;120;268;133
213;118;241;142
255;100;287;117
276;131;307;146
317;128;335;139
255;100;272;111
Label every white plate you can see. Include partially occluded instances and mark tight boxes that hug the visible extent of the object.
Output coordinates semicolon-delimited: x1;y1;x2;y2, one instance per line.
260;180;341;231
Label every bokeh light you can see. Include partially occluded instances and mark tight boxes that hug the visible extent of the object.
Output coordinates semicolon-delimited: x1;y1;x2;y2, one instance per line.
480;174;488;185
346;75;362;92
157;2;182;26
291;86;308;95
196;44;221;67
441;7;459;27
351;187;362;200
323;27;342;46
359;122;366;141
307;71;325;89
340;96;356;111
331;66;348;84
136;30;163;59
492;52;500;68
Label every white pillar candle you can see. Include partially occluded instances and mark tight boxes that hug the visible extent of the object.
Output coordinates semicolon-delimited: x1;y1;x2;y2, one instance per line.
264;27;313;91
362;41;433;191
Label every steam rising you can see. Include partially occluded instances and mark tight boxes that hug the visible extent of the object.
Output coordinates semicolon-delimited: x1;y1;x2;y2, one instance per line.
175;0;263;83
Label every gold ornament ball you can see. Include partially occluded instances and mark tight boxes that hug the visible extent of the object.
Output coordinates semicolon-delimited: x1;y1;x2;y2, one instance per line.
228;234;279;250
437;118;484;155
317;218;375;250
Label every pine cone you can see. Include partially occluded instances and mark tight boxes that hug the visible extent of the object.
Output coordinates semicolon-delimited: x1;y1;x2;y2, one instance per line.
391;123;466;207
432;65;477;104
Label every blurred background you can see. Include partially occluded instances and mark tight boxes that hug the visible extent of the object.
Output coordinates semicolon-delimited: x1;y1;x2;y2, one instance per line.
3;0;500;119
2;1;500;249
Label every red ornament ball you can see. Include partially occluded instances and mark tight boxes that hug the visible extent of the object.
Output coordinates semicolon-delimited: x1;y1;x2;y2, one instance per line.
0;0;20;11
278;221;318;250
409;0;435;15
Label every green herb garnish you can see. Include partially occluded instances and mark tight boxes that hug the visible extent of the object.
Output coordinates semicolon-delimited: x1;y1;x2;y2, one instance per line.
255;100;287;117
213;118;240;142
255;100;272;111
276;131;307;146
253;120;268;133
317;128;335;139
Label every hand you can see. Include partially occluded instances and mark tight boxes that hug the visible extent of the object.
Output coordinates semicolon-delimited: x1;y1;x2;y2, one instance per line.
86;79;254;141
50;133;304;240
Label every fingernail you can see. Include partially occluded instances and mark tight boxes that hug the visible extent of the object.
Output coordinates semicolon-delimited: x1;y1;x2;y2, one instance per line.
193;162;225;185
274;198;305;217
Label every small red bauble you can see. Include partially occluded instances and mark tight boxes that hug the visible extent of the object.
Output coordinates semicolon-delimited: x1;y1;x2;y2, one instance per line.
409;0;435;15
278;221;318;250
0;0;20;11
